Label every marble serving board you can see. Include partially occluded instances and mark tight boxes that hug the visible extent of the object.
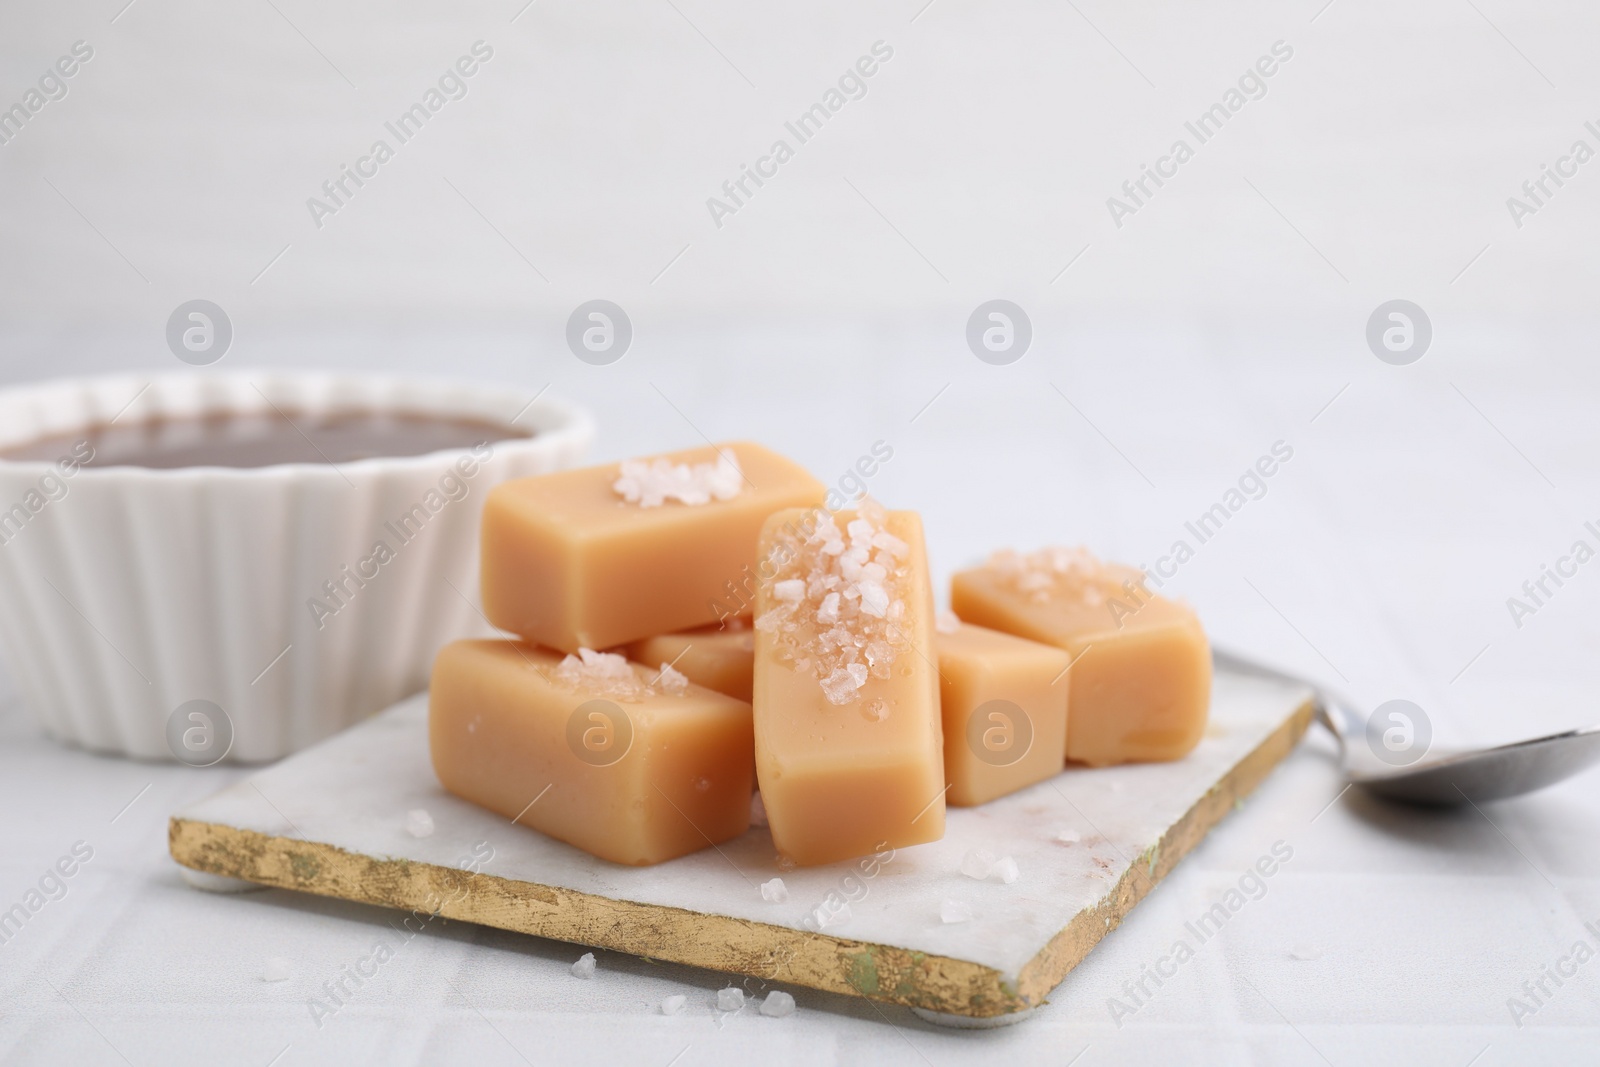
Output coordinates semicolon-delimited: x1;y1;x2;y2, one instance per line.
169;668;1314;1022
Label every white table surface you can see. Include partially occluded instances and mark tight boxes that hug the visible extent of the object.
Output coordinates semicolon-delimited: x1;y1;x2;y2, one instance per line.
4;1;1600;1064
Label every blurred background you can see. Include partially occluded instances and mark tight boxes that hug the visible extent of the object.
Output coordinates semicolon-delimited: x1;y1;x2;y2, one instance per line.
4;0;1600;1059
6;0;1598;747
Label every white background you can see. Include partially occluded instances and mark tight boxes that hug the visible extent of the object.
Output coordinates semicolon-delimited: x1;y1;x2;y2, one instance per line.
3;1;1600;1064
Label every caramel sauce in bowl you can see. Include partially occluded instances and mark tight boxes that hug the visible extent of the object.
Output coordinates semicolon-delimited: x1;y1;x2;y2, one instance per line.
0;373;593;762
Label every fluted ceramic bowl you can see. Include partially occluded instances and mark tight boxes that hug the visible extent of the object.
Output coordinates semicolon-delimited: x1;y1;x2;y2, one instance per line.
0;372;593;763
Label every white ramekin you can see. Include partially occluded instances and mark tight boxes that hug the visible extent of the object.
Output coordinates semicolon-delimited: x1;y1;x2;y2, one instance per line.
0;372;593;762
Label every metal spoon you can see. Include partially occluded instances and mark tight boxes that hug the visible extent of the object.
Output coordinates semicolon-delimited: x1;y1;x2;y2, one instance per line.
1214;647;1600;805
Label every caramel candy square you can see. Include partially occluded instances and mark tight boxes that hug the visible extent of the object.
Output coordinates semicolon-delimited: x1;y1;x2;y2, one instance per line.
935;621;1071;806
624;623;755;703
480;442;825;652
752;504;944;866
951;548;1210;767
429;640;753;866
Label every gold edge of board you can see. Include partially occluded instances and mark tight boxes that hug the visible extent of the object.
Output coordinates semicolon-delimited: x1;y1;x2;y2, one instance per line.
168;697;1314;1018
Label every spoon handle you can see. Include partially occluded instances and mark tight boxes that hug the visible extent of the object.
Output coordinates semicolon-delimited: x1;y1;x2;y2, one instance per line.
1211;645;1364;751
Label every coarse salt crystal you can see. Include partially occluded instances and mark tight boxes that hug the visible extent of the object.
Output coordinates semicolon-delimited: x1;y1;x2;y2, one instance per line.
760;991;796;1018
555;647;688;700
960;849;997;880
661;994;687;1015
262;958;292;983
716;986;744;1011
872;531;908;557
816;592;840;625
858;496;888;523
940;900;973;924
820;667;863;705
760;877;789;903
571;952;597;979
993;856;1020;884
405;809;434;838
934;610;961;635
763;503;908;705
986;545;1106;604
654;662;690;695
613;453;743;508
556;648;648;701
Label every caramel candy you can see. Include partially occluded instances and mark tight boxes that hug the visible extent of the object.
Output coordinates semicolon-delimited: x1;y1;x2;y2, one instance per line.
624;623;755;703
935;621;1071;805
429;640;753;866
951;548;1210;767
752;504;944;866
480;442;825;652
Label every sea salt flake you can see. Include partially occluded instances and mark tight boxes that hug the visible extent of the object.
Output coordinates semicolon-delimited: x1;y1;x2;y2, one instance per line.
716;986;744;1011
761;991;796;1017
935;610;961;635
571;952;596;979
940;900;973;924
262;958;292;983
774;579;806;602
661;994;687;1015
760;877;789;903
960;849;997;880
405;809;434;838
857;581;889;618
993;856;1020;884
